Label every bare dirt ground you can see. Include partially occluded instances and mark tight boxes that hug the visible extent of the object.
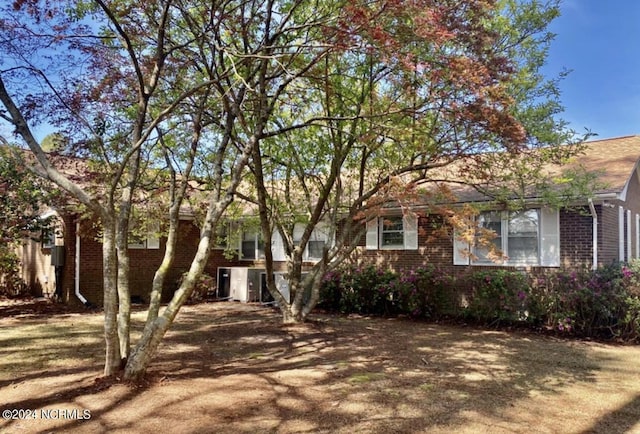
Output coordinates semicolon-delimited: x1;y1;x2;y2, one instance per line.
1;298;640;434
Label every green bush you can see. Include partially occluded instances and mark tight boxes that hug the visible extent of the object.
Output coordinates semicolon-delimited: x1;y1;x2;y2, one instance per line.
317;270;342;311
341;265;397;315
0;246;27;296
460;269;530;325
317;261;640;341
394;266;458;319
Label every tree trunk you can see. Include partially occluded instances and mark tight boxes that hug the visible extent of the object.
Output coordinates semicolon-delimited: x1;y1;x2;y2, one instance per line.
147;218;178;323
116;246;131;364
124;214;214;381
102;222;122;376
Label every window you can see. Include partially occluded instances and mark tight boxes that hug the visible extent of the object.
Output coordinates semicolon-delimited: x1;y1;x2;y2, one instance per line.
307;240;325;259
472;209;540;265
507;210;539;264
380;217;405;248
306;226;329;260
291;223;329;261
366;214;418;250
213;222;229;250
128;221;160;250
240;230;265;260
473;211;502;262
41;227;56;249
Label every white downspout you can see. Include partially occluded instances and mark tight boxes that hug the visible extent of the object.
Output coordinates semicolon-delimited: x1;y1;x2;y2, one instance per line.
75;221;89;305
588;199;598;271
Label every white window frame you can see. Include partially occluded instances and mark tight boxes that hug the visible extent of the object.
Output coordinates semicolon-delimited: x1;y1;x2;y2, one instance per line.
128;221;160;250
366;214;418;251
304;226;329;261
379;216;405;249
472;210;540;266
459;208;559;267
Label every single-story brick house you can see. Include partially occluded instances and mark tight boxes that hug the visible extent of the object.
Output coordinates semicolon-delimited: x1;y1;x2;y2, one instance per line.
358;135;640;275
20;206;331;306
19;135;640;306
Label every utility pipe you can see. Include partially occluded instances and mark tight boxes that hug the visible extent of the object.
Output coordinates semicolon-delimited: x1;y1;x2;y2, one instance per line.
588;198;598;271
75;220;89;305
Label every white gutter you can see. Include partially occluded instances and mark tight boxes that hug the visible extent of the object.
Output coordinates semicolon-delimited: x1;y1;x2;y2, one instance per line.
588;198;598;271
75;221;89;305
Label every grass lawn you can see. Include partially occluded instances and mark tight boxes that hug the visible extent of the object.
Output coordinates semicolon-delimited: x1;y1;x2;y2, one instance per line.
1;299;640;433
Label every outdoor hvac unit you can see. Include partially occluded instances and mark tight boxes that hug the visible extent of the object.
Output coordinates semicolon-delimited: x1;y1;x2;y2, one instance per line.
260;272;291;304
216;267;261;302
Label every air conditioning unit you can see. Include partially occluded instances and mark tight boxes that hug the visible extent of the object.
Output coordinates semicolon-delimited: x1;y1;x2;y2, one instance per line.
259;272;290;304
216;267;262;302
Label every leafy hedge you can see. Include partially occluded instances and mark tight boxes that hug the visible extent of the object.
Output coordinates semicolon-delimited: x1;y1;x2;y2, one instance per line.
318;261;640;342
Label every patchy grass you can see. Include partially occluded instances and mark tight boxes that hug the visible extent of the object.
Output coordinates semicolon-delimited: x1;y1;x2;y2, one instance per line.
1;299;640;433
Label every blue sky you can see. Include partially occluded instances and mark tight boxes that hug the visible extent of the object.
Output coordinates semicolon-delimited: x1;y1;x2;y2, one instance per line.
543;1;640;139
2;1;638;143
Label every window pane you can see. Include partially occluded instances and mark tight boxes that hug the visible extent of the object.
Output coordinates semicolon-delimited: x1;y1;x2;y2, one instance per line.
308;240;325;259
241;240;255;259
382;232;404;247
474;211;502;262
257;237;265;259
508;209;539;264
242;231;256;259
381;217;404;248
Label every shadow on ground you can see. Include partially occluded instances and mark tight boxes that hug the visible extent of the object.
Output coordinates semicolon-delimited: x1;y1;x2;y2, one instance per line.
1;301;639;433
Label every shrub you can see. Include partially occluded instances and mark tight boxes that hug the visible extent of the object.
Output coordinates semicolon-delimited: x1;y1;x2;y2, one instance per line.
394;266;458;319
178;272;215;304
461;269;530;325
318;265;397;315
0;246;27;297
530;262;640;340
341;265;397;315
317;270;342;311
318;261;640;341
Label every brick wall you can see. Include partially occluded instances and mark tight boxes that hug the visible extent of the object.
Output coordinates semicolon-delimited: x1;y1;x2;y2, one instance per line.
74;218;295;306
598;203;620;264
354;215;456;274
560;207;593;268
352;208;599;277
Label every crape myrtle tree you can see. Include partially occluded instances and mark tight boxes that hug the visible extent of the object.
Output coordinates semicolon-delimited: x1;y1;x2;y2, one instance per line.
0;0;257;379
0;0;375;380
1;0;191;376
244;0;593;322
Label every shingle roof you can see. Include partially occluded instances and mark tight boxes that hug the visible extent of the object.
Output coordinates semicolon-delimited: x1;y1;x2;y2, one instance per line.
412;135;640;205
568;135;640;196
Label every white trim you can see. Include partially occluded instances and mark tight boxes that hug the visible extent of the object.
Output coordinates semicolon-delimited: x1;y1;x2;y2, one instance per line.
239;230;265;261
540;207;560;267
365;219;378;250
617;162;640;203
379;216;405;249
588;199;598;270
271;230;286;261
453;228;470;265
464;207;559;267
75;221;88;305
366;215;418;251
627;210;632;261
636;214;639;259
403;214;419;250
619;206;625;261
147;221;160;249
